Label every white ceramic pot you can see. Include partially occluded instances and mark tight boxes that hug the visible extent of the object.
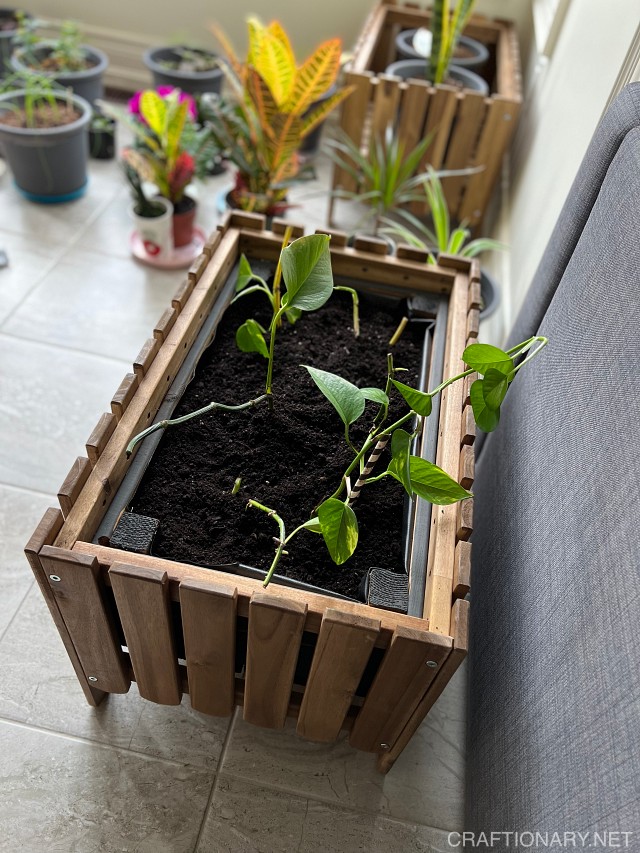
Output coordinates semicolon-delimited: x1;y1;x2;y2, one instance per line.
130;197;173;258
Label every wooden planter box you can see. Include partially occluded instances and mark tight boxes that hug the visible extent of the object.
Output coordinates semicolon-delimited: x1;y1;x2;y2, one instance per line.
25;213;479;773
330;0;522;229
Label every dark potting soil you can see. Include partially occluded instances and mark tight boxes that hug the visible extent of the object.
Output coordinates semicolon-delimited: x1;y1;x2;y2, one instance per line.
0;103;81;129
131;289;425;599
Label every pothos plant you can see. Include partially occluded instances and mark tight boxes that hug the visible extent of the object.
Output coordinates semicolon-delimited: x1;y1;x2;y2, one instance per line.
126;234;547;587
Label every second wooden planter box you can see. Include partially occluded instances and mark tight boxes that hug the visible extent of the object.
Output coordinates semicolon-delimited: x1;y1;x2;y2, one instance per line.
331;0;522;230
25;213;478;773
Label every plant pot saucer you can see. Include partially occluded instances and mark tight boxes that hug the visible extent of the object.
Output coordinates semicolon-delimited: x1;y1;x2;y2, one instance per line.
130;226;206;269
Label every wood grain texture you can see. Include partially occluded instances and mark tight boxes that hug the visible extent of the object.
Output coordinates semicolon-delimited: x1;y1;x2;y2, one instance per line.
24;508;106;707
227;211;266;231
461;404;476;447
132;337;160;379
297;609;380;742
39;546;130;693
459;443;475;490
110;563;181;705
349;626;452;752
57;456;91;518
468;279;482;311
180;579;237;716
86;413;116;467
271;219;304;239
452;540;471;599
370;74;403;140
188;252;209;284
110;373;139;421
171;278;194;312
457;498;473;542
203;229;222;259
244;594;307;729
153;306;178;342
377;598;469;773
352;235;390;255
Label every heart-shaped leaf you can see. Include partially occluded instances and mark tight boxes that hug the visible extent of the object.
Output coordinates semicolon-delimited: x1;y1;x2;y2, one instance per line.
391;380;432;417
304;366;365;427
361;387;389;406
235;254;255;292
301;516;322;534
482;368;509;410
463;343;514;376
470;378;500;432
236;319;269;359
317;498;359;564
281;234;333;312
407;456;473;504
388;428;412;496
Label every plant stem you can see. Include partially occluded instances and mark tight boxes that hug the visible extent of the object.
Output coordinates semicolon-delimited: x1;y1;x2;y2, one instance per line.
272;225;293;327
230;281;273;306
388;316;408;346
247;499;287;587
126;394;268;456
335;286;360;337
265;305;286;397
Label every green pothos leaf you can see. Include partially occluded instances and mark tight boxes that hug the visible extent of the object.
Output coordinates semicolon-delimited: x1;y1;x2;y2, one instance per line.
361;387;389;406
304;365;365;427
407;456;473;504
463;343;514;376
301;516;322;534
281;234;333;312
391;379;433;417
236;318;268;359
317;498;359;565
388;428;413;496
235;254;255;292
482;368;509;411
470;378;500;432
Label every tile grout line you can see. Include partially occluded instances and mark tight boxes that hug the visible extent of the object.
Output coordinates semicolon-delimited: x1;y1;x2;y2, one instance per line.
0;330;133;368
0;481;57;501
0;580;35;646
192;707;239;852
0;714;208;771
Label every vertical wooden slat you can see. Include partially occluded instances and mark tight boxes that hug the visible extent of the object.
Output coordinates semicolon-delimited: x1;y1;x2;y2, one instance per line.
452;540;471;599
461;404;476;447
203;229;222;258
171;277;194;312
86;413;117;467
349;626;452;752
468;278;482;311
244;594;307;729
153;306;178;343
57;456;91;518
180;580;237;717
39;546;130;694
333;71;373;198
421;84;458;170
350;2;387;73
467;307;480;341
297;609;380;743
271;219;304;239
110;563;181;705
377;599;469;773
25;508;106;707
457;497;473;541
370;74;403;139
133;337;160;380
188;252;209;284
228;211;266;230
442;91;487;217
396;80;431;159
459;443;474;490
352;236;390;255
110;372;139;421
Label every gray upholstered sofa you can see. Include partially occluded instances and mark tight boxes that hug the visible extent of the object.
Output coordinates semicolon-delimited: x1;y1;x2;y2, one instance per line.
466;82;640;839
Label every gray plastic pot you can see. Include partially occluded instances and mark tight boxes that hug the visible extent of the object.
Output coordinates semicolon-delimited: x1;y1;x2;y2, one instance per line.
395;28;489;72
0;89;91;202
11;43;108;106
479;268;500;320
385;58;489;95
0;7;28;77
143;46;223;95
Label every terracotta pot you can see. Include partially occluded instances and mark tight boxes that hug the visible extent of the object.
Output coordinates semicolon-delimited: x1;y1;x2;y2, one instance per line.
172;196;197;248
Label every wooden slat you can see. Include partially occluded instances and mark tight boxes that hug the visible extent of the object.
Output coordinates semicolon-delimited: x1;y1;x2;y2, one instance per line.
441;91;487;217
227;211;266;231
180;579;237;717
396;244;430;263
421;84;458;171
244;594;307;729
315;228;348;248
74;541;439;646
133;337;160;379
297;609;380;743
467;307;480;341
496;19;522;101
153;306;178;342
188;252;209;284
352;235;390;255
457;498;473;541
349;626;451;752
422;267;470;635
86;413;116;467
370;74;403;140
172;277;194;312
271;219;304;239
25;508;106;707
461;404;476;447
203;229;222;259
452;540;471;599
462;373;473;407
54;228;240;550
396;80;430;159
468;278;482;311
350;1;388;73
458;97;521;228
459;443;474;490
377;598;469;773
333;71;373;196
57;456;91;517
110;372;139;421
110;563;181;705
39;546;130;693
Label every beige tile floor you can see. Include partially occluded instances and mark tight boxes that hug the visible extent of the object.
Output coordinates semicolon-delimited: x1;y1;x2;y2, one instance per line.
0;135;468;852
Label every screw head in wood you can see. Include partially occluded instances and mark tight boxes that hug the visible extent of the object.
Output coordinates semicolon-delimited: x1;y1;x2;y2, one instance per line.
426;660;438;668
49;575;61;582
87;676;98;682
380;743;390;750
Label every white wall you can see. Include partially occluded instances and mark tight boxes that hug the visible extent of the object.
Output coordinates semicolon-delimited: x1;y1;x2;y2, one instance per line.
499;0;639;327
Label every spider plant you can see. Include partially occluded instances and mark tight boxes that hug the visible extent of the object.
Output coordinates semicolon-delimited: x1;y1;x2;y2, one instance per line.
383;166;504;261
430;0;477;84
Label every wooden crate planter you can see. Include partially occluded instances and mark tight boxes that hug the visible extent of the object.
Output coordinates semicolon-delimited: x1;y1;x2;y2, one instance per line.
330;0;522;229
25;212;478;773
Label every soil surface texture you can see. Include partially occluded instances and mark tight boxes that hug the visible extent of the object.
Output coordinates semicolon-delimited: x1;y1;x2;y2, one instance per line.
0;103;81;129
131;287;426;599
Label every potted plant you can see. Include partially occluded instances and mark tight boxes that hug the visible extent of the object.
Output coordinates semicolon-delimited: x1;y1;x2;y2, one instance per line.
383;166;504;319
125;164;173;260
0;71;91;202
0;7;29;76
394;26;488;72
100;87;216;251
205;16;353;215
10;17;108;105
386;0;488;94
143;44;223;96
88;109;115;160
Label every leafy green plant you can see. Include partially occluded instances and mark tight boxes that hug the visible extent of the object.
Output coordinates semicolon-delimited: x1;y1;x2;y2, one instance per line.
161;46;218;73
13;18;88;72
429;0;477;84
0;70;74;128
383;166;504;263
